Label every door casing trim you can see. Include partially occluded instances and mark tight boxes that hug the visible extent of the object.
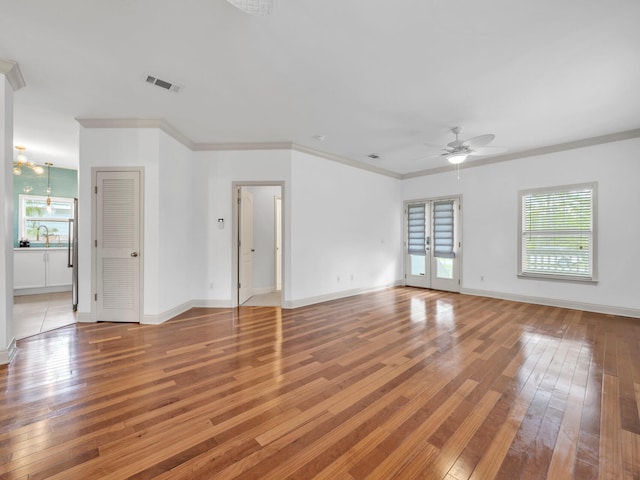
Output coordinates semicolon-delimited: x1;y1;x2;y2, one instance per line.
91;166;145;323
231;181;285;308
402;194;463;292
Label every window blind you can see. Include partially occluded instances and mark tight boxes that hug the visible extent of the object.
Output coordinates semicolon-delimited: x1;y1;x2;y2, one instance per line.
521;185;594;278
433;200;455;258
407;203;426;255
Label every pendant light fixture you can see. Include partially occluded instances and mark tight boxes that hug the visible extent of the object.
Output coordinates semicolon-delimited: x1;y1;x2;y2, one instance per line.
45;162;53;213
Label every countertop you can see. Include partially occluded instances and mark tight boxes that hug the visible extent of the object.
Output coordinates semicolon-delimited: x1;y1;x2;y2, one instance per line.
14;247;69;251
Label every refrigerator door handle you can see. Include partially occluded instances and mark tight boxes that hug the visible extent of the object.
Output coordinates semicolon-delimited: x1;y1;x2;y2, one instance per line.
67;218;74;268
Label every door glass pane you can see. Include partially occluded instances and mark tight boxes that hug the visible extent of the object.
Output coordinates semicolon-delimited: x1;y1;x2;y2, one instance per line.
407;204;426;255
410;254;426;276
436;257;453;279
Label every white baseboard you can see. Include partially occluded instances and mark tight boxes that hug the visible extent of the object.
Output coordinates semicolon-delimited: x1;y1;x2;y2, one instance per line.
461;287;640;319
77;299;233;325
283;281;404;309
14;285;72;296
0;338;17;365
192;299;234;308
77;312;95;323
143;301;194;325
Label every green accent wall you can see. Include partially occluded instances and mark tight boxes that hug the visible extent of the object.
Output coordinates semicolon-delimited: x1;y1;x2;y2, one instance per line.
13;166;78;247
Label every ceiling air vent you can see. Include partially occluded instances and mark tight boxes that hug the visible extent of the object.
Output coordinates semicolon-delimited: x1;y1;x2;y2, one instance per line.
145;74;182;93
367;153;380;159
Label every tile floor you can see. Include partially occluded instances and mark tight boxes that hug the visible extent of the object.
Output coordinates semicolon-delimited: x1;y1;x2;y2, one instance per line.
241;290;282;307
13;292;77;340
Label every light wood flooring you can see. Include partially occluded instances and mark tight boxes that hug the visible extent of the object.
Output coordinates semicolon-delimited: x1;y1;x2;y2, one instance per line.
1;287;639;479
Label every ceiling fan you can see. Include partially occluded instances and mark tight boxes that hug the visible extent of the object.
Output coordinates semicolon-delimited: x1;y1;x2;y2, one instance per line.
429;127;504;164
226;0;273;15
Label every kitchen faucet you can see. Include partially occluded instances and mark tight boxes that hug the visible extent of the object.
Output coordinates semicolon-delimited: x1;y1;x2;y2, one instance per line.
36;225;50;248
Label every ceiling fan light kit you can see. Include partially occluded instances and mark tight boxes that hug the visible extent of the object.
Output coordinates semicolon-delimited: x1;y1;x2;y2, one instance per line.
432;127;503;167
447;152;468;164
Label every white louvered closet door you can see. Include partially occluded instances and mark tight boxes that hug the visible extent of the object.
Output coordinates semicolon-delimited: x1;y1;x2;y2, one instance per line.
96;170;141;322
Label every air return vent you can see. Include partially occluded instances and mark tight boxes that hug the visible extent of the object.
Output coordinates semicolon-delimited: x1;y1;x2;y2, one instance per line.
145;75;182;93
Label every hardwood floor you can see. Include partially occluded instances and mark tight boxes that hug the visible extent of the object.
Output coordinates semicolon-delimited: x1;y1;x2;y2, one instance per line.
1;287;639;479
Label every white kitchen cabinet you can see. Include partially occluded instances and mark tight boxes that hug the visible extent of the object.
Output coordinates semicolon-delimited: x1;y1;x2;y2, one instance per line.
46;249;72;287
14;248;72;294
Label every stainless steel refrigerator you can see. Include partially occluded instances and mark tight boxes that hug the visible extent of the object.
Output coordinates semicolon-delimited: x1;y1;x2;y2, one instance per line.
68;198;78;311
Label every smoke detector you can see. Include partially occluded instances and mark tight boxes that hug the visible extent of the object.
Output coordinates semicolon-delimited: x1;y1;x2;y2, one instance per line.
144;74;182;93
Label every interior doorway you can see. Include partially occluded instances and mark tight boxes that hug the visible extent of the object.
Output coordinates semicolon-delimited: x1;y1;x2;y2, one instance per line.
404;196;461;293
233;183;284;307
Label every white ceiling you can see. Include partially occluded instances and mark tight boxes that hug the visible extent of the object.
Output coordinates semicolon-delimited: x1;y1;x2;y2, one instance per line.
1;0;639;175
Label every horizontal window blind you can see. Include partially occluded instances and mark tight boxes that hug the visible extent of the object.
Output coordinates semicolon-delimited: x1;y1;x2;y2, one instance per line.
433;200;455;258
407;203;426;255
521;185;594;279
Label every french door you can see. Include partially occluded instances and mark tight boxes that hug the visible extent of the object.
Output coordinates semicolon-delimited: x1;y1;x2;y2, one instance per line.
405;197;460;292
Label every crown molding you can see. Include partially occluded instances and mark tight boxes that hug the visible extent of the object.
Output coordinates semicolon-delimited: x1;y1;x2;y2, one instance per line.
74;118;640;181
291;144;403;179
0;59;26;91
75;118;196;149
75;117;403;179
193;141;294;151
402;127;640;179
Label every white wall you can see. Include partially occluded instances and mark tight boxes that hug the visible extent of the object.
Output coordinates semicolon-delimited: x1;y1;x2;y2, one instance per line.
288;150;403;306
77;125;637;321
0;76;15;363
193;149;403;308
78;127;162;319
246;185;281;292
402;137;640;316
192;149;292;305
156;132;197;316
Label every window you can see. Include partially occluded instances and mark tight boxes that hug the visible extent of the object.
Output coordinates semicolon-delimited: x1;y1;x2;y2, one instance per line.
518;183;596;281
19;194;75;246
407;203;426;255
407;203;427;276
433;200;455;259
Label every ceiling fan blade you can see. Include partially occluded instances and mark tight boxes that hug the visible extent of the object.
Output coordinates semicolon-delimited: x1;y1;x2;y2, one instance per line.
468;146;507;156
226;0;273;15
462;134;495;148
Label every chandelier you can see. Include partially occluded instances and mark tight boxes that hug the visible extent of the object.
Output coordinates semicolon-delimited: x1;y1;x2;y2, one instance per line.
13;146;44;176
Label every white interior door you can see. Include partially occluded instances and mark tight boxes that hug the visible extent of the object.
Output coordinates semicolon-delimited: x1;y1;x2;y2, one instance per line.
96;170;142;322
405;198;460;292
274;195;282;291
238;187;254;304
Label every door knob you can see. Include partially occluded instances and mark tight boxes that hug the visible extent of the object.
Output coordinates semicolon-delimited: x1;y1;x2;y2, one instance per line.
130;252;138;257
